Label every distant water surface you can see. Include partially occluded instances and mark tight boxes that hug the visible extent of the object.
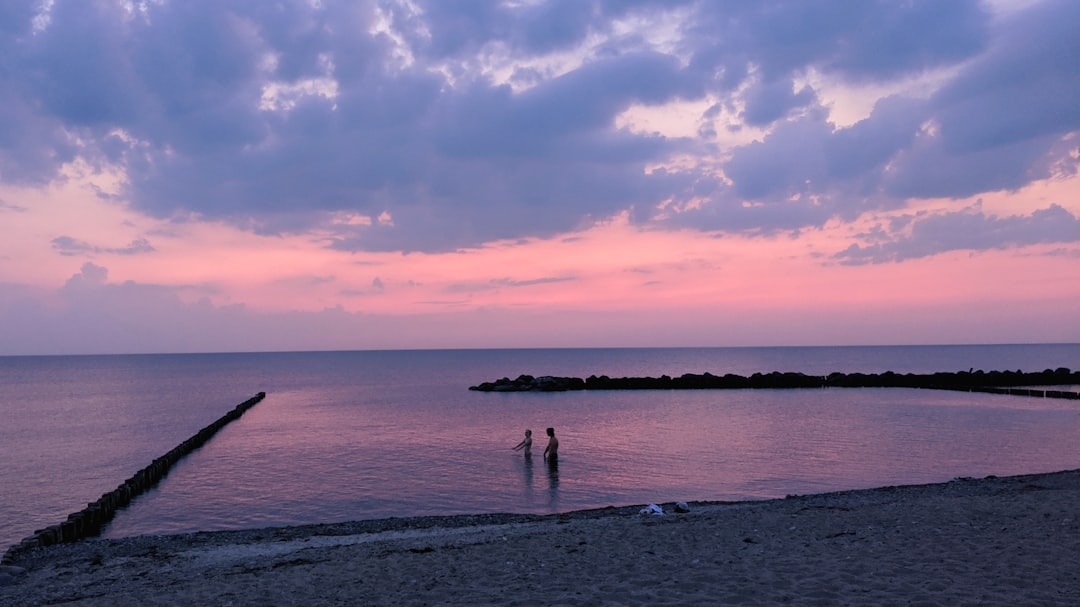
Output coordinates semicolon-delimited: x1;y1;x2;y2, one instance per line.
1;344;1078;549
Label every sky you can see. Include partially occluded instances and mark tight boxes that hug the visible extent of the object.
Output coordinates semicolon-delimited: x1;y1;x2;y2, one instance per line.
0;0;1078;355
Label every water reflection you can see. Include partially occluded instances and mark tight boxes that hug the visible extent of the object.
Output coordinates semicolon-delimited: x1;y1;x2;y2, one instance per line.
520;456;534;502
103;384;1080;541
546;456;559;509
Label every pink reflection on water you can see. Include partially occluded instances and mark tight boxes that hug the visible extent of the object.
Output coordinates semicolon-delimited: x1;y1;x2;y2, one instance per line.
104;385;1080;539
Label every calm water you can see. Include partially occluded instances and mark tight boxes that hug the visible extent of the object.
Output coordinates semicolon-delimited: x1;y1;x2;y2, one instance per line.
2;345;1078;550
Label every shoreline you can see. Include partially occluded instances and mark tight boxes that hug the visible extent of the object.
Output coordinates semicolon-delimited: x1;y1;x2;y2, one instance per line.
4;469;1080;605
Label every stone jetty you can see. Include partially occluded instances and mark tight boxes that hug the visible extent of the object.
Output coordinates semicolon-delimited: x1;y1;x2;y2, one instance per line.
1;392;266;565
470;368;1080;398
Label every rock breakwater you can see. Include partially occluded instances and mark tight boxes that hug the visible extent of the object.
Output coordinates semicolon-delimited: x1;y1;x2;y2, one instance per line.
470;368;1080;397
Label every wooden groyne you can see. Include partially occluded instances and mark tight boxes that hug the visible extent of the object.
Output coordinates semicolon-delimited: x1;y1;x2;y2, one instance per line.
2;392;266;565
470;369;1080;398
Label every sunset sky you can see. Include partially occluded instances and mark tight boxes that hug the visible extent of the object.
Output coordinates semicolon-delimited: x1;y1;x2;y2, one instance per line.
1;0;1078;355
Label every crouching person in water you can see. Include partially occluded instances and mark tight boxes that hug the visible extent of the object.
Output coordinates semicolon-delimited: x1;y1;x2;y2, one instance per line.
543;427;558;467
513;429;532;459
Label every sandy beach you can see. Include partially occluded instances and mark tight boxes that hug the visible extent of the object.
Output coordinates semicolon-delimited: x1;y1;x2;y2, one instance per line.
3;469;1079;606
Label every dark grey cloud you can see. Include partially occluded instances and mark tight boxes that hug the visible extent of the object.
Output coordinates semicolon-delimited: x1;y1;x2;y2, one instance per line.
663;0;1077;231
834;204;1080;265
416;0;591;57
824;95;928;181
725;114;833;202
0;0;1076;257
0;198;28;212
931;0;1080;154
879;0;1080;198
882;132;1060;200
682;0;988;84
272;274;336;289
493;276;577;288
663;98;925;234
51;236;156;257
446;275;577;294
740;79;817;127
408;0;694;60
63;262;110;289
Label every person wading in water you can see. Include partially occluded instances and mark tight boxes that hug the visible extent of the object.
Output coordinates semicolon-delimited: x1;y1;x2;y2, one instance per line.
543;427;558;467
513;429;533;459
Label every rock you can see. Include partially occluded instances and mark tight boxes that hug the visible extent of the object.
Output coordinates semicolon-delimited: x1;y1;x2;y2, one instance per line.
0;565;27;586
472;369;1080;396
639;504;664;516
674;502;690;513
533;376;584;391
492;383;526;392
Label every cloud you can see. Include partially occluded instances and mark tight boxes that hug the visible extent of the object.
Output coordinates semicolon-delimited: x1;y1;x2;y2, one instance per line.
272;274;337;288
658;94;927;233
930;0;1080;154
740;79;817;127
63;262;110;289
681;0;988;84
0;0;1076;256
51;236;156;257
824;95;928;181
492;276;577;288
0;264;581;354
879;0;1080;199
834;203;1080;264
0;198;28;212
446;275;577;294
882;131;1061;200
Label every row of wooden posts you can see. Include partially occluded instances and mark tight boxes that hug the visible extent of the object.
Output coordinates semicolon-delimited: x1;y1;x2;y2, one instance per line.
2;392;266;565
940;385;1080;399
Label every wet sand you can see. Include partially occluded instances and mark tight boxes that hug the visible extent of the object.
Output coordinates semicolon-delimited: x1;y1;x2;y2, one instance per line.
3;469;1080;606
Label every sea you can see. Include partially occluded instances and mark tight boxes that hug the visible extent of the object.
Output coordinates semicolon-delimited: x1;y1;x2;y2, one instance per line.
2;344;1079;551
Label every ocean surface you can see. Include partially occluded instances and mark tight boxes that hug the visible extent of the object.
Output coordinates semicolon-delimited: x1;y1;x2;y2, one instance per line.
2;344;1079;550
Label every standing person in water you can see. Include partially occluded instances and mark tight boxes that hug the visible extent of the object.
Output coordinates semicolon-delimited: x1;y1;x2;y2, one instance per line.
513;429;533;458
543;427;559;465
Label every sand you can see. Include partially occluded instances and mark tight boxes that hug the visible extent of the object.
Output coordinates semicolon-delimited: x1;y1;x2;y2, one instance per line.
3;470;1080;606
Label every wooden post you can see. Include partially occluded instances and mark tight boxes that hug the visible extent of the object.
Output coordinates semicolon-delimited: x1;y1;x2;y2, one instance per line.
2;392;266;565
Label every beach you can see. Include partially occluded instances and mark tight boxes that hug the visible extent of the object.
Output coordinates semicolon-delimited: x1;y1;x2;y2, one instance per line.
3;470;1079;606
